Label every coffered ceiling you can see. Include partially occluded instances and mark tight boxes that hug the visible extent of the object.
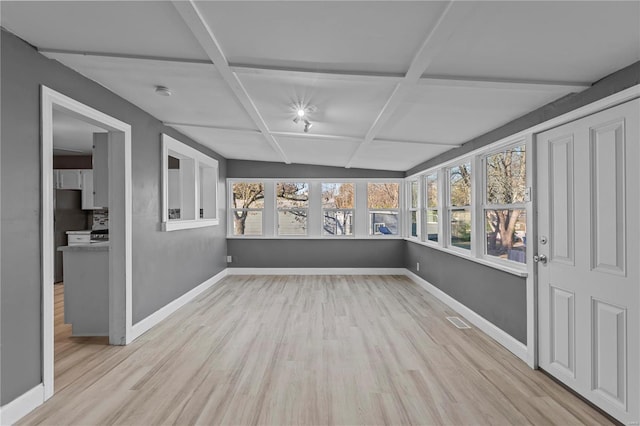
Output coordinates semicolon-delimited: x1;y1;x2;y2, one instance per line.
2;1;639;171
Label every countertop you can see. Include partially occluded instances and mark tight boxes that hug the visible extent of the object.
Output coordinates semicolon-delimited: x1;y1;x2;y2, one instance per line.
58;242;110;252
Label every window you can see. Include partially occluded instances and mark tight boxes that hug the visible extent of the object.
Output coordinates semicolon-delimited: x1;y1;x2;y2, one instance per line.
448;162;472;250
231;182;264;236
425;172;439;243
368;182;400;235
484;145;527;263
322;183;354;236
162;134;219;231
408;180;419;238
277;182;309;236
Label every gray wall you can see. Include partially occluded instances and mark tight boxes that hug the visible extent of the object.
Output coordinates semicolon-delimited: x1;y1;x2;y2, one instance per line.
405;242;527;344
406;61;640;176
227;160;404;179
227;160;404;269
228;239;404;268
1;30;227;404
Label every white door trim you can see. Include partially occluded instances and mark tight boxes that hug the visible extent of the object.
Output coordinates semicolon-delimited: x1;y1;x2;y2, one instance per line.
40;86;133;401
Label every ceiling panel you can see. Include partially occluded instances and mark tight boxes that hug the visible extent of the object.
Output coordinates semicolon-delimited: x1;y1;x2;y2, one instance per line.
170;126;281;162
426;1;640;82
350;141;453;172
238;72;397;137
196;1;447;75
44;53;258;131
275;135;360;168
53;110;106;155
0;1;208;60
377;84;575;145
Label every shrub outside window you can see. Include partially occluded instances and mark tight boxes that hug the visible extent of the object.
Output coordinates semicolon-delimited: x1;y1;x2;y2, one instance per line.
231;182;264;236
322;183;354;236
277;182;309;236
448;162;472;250
484;145;527;263
425;172;439;243
368;182;400;235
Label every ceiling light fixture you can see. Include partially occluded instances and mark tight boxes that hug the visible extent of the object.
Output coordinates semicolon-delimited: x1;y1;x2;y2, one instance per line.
292;103;315;132
303;119;313;133
155;85;172;97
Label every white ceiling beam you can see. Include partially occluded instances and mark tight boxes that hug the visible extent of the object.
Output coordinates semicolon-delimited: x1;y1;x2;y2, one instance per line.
345;0;476;168
270;131;363;143
40;48;591;92
163;122;261;135
230;64;404;84
39;48;213;65
171;1;290;164
373;138;461;148
419;75;591;92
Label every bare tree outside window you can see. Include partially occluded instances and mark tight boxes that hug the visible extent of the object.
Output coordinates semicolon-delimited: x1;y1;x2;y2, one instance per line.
277;182;309;235
448;163;472;249
485;145;527;263
322;183;354;236
368;183;400;235
232;182;264;235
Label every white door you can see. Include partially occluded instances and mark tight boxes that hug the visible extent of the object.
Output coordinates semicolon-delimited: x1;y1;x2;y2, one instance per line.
537;99;639;424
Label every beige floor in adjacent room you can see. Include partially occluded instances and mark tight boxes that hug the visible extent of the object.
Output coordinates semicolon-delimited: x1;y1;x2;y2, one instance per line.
21;275;612;425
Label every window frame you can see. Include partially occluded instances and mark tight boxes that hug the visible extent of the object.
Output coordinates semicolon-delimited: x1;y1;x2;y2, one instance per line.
227;178;403;239
162;134;219;231
423;171;441;246
230;180;266;237
407;179;420;240
481;141;528;266
367;182;401;237
276;181;310;237
321;182;356;237
403;135;531;276
446;159;473;254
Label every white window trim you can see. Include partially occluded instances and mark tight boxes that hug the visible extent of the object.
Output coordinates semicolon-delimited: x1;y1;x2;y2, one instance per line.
406;179;420;240
227;178;403;239
404;135;531;276
162;134;219;231
446;159;474;256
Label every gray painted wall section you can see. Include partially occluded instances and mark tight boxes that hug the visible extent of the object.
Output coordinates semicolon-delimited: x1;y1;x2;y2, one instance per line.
405;242;527;344
228;239;404;269
0;30;227;404
228;160;404;179
406;61;640;176
227;160;404;270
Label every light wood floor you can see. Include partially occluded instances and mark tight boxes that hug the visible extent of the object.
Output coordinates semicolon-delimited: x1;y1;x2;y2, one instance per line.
21;276;613;425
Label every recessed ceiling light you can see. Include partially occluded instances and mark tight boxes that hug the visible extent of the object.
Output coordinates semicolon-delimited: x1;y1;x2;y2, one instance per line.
297;109;305;118
155;86;172;97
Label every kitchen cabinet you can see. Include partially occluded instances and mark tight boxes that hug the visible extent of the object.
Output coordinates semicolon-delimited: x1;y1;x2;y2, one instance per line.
81;170;107;209
58;243;109;336
55;169;83;190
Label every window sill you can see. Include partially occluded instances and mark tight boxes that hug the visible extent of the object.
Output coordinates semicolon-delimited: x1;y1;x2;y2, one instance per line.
405;238;528;277
163;218;219;232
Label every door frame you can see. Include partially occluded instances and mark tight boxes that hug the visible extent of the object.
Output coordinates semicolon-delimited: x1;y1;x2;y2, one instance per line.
41;86;133;400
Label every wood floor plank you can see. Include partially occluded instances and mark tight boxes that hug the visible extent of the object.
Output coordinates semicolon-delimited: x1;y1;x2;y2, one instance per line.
19;276;614;426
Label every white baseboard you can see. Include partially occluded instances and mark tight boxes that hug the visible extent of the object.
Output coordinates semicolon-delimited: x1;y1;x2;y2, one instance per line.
404;270;529;363
226;267;406;275
0;384;44;426
130;269;228;341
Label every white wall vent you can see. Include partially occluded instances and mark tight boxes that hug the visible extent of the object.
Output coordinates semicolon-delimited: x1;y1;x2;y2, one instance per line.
446;316;471;329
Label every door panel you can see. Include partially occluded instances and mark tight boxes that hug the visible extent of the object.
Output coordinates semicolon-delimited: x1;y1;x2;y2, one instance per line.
591;298;627;408
537;99;639;424
549;136;574;264
550;286;575;376
590;120;626;275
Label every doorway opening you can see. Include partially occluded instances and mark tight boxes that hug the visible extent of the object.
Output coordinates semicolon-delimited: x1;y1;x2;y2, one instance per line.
41;86;132;401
